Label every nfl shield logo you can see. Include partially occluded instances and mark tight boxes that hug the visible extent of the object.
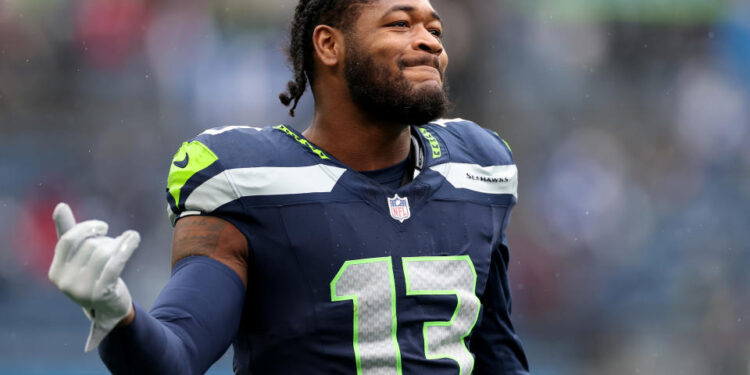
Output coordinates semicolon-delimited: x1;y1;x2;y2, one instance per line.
387;194;411;223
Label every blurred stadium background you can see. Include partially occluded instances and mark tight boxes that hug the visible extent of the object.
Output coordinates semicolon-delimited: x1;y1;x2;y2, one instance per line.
1;0;748;374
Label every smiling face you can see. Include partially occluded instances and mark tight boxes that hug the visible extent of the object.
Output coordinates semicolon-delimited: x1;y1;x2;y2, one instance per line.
343;0;450;126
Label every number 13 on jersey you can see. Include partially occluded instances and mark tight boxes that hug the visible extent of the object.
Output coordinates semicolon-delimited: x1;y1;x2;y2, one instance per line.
331;256;480;375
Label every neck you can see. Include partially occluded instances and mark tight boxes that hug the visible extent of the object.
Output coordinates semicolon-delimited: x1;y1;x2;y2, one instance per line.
303;92;411;172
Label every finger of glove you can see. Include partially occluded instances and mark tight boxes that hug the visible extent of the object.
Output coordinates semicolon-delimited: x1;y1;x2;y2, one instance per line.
52;235;109;292
70;236;115;279
97;231;140;288
53;203;77;239
56;220;109;263
50;220;109;282
55;237;115;304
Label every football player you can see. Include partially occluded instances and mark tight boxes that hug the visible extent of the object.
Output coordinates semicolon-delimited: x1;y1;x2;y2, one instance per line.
48;0;530;373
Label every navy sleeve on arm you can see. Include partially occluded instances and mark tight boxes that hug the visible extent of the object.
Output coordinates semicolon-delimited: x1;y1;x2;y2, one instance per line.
99;256;245;375
470;243;530;375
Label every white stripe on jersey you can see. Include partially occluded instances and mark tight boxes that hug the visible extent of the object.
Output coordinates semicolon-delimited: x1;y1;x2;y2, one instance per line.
431;163;518;197
199;126;263;136
430;118;468;127
184;165;347;213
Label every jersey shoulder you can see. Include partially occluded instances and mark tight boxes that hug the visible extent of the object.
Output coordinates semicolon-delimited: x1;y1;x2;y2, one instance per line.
426;118;514;166
424;118;518;200
165;125;328;224
188;125;313;169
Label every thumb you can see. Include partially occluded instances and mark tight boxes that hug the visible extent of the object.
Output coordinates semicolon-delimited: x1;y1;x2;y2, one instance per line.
53;203;77;239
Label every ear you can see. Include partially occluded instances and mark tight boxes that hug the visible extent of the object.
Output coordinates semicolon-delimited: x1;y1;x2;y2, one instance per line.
312;25;344;67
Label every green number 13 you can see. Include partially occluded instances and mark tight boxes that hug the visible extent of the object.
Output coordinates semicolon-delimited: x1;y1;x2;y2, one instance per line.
330;256;480;375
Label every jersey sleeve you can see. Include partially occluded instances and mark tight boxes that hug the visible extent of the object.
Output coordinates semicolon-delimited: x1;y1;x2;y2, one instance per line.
99;257;246;374
471;126;527;372
165;136;242;226
469;241;530;374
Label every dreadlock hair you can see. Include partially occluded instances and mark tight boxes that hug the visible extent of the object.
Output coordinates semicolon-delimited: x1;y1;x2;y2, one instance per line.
279;0;371;117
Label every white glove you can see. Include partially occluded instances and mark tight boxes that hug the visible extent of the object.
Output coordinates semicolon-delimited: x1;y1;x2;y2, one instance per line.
48;203;140;352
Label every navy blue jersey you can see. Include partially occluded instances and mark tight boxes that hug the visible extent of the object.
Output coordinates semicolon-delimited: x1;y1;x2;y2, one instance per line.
166;119;529;374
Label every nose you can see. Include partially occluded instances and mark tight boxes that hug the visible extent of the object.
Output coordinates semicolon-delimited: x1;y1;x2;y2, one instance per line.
413;25;443;55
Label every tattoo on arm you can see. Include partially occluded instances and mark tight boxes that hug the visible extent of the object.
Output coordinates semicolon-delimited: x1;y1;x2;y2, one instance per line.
172;216;249;286
172;217;226;262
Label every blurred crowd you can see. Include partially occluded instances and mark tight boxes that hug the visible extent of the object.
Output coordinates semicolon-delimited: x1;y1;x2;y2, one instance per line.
0;0;748;374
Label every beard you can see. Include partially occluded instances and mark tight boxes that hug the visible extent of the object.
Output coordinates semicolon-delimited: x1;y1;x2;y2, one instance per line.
344;43;450;126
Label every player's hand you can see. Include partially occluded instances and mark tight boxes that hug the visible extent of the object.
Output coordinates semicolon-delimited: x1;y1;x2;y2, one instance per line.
48;203;140;352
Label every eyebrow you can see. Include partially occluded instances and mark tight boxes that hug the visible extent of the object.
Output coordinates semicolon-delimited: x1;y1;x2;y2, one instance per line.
383;5;441;22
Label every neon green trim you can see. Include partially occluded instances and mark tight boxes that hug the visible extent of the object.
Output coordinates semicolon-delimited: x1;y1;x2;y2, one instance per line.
418;127;442;159
501;138;512;153
389;258;403;375
403;256;480;375
274;125;330;160
167;141;219;205
331;257;402;375
489;130;512;153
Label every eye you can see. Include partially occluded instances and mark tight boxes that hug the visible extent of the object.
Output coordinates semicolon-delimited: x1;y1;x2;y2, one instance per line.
390;21;410;28
430;29;443;38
